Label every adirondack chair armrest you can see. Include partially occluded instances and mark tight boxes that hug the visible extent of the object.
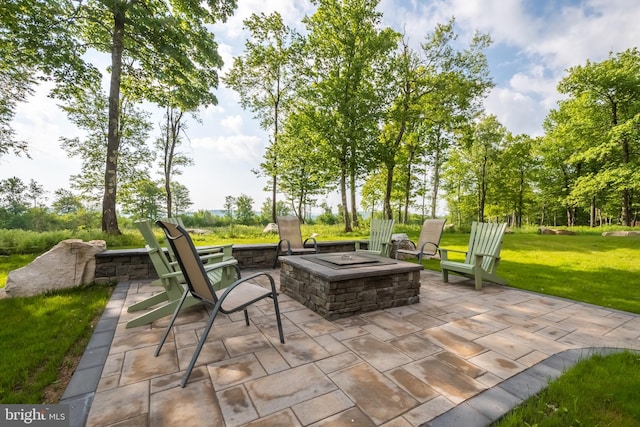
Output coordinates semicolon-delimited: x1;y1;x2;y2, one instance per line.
474;252;499;259
303;237;318;251
438;247;466;261
194;246;222;255
195;244;233;258
160;270;184;279
198;252;225;264
354;240;368;251
202;259;239;274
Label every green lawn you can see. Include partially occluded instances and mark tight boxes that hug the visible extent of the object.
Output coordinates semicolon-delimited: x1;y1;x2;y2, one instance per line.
0;284;113;403
493;350;640;426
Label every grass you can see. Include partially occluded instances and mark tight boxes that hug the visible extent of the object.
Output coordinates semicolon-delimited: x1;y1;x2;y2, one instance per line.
0;284;114;403
0;254;37;288
493;351;640;426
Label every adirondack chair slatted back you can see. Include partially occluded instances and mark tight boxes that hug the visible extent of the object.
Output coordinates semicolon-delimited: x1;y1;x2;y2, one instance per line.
466;222;507;272
137;220;163;251
368;219;395;256
144;244;185;300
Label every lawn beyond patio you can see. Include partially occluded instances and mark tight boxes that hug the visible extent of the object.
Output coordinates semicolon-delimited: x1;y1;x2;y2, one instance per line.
419;232;640;314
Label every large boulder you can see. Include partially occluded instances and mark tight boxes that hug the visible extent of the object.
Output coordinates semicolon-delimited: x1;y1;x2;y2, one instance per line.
602;230;640;236
4;239;107;298
263;223;278;233
538;227;576;235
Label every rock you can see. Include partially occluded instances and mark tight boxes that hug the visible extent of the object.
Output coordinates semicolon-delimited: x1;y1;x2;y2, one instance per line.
4;239;107;298
185;228;210;235
602;231;640;236
538;227;576;235
392;233;409;242
263;223;278;233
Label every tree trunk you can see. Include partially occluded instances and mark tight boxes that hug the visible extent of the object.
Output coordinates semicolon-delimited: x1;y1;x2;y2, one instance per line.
402;150;414;225
430;144;441;219
384;163;394;220
102;9;125;235
340;162;352;232
349;172;359;228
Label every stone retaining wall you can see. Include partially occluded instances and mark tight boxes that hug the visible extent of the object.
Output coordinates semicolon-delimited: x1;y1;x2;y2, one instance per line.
94;240;359;284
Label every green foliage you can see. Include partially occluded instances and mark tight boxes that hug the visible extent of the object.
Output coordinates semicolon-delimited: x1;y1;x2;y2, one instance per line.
547;48;640;226
0;229;144;255
493;351;640;426
301;0;398;230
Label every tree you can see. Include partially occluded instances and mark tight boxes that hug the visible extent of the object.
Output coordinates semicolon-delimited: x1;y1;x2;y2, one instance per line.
442;115;506;223
26;179;46;208
0;62;32;159
155;107;194;218
260;198;291;223
0;177;28;215
224;12;303;223
119;178;164;219
235;194;256;225
52;188;83;215
59;84;153;207
302;0;397;231
16;0;236;234
494;134;538;227
276;110;337;221
468;115;506;222
555;48;640;226
170;182;192;216
224;195;236;220
0;1;97;158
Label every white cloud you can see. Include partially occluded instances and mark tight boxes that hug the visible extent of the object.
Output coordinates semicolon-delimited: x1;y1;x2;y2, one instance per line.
484;87;546;137
220;115;243;133
191;134;264;163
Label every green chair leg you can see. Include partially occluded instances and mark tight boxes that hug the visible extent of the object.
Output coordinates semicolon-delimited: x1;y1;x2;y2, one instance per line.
126;294;202;328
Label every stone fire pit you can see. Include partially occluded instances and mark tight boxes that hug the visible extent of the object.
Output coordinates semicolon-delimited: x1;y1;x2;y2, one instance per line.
279;252;422;320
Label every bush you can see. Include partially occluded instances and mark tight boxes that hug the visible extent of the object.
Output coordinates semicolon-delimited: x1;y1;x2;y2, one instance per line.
0;229;144;255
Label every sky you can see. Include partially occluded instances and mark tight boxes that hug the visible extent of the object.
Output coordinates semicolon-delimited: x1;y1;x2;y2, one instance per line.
3;0;640;213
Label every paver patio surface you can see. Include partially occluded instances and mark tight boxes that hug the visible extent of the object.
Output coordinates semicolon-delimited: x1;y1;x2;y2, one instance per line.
62;269;640;426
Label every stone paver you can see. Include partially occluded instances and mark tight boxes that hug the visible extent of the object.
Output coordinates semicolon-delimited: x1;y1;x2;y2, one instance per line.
68;269;640;427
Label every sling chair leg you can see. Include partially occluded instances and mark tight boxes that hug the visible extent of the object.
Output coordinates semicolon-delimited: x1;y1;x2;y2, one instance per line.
181;305;221;388
155;289;190;357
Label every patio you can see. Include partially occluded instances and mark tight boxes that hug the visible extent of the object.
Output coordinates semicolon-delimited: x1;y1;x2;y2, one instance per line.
61;268;640;427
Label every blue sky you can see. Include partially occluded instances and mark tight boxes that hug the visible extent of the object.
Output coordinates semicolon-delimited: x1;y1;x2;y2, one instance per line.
4;0;640;213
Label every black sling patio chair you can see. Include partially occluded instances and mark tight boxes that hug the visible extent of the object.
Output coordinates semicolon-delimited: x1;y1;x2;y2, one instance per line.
154;220;285;388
